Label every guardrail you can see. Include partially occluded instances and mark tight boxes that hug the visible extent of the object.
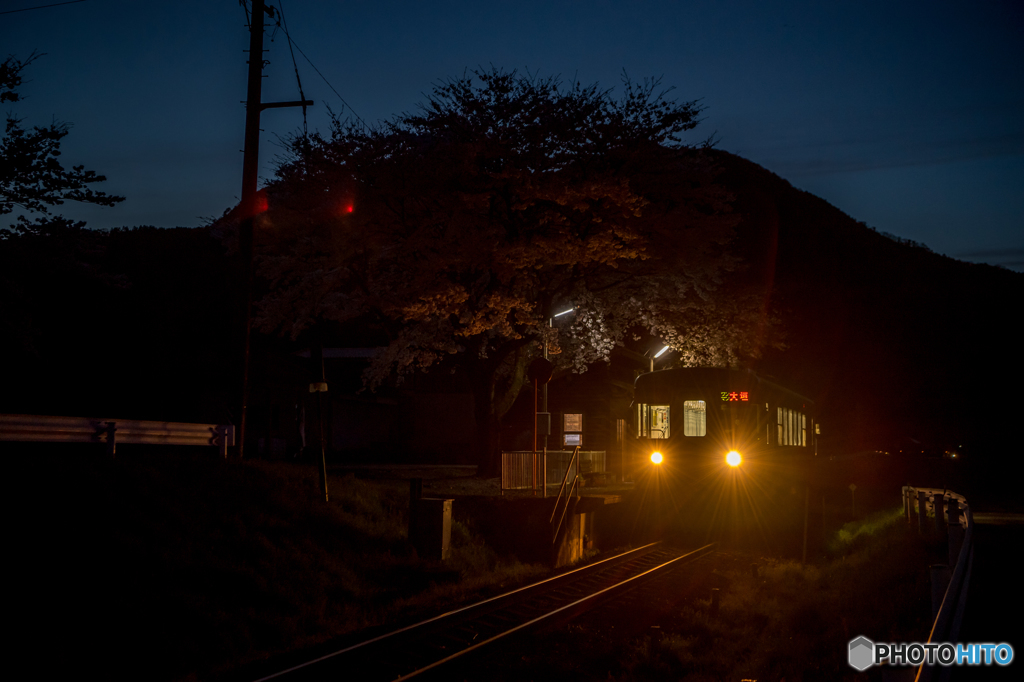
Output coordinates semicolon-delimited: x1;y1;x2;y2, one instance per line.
0;414;235;458
902;486;974;682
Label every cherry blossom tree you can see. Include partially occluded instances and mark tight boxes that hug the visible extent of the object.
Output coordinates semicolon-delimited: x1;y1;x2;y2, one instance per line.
244;69;768;470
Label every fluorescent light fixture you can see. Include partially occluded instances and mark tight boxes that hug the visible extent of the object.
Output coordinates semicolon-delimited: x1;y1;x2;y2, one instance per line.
654;345;670;358
553;308;575;317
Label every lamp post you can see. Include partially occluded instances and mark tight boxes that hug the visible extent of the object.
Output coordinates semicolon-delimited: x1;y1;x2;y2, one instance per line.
544;307;575;450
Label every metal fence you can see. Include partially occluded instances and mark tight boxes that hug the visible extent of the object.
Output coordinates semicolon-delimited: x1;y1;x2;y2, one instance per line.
500;450;606;493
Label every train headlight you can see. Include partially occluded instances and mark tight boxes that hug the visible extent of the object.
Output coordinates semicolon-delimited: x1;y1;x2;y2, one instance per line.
650;451;663;465
726;450;742;467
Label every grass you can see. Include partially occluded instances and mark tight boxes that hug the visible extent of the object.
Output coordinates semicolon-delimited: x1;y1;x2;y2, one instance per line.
826;506;907;557
20;448;546;681
614;508;936;681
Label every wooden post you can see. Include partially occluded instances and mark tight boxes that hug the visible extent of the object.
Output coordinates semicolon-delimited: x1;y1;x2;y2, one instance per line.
217;425;230;459
543;446;547;498
311;336;329;502
105;421;117;458
236;1;311;459
237;0;267;460
934;493;946;536
408;478;422;542
802;485;810;564
947;498;964;566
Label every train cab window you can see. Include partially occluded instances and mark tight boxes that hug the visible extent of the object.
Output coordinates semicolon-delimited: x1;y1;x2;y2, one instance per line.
637;404;671;439
683;400;706;437
721;402;760;443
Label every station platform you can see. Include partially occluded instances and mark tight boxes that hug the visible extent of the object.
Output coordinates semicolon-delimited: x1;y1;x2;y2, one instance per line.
328;463;633;500
328;464;634;566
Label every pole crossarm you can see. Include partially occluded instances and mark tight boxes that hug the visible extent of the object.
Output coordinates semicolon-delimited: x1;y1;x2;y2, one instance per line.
259;100;314;111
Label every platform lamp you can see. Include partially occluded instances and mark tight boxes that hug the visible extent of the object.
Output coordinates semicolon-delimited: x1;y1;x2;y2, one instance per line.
648;344;671;372
528;357;555;496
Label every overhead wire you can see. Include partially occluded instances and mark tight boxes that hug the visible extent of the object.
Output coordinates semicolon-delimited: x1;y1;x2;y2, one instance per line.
268;7;368;131
1;0;88;15
239;0;368;131
272;0;308;136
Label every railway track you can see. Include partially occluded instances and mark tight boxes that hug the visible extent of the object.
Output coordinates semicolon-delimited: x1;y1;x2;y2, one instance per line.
253;542;715;681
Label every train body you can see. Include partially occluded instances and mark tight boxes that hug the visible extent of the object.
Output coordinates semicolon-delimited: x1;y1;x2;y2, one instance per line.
633;367;818;476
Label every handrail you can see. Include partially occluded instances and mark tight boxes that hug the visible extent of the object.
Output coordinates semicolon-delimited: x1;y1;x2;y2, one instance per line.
548;445;581;543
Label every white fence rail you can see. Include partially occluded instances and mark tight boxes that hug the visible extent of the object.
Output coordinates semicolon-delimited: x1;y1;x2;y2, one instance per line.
902;486;974;682
500;450;606;494
0;414;235;458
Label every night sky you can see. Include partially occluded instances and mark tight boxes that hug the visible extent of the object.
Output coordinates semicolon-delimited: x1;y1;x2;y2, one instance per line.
3;0;1022;270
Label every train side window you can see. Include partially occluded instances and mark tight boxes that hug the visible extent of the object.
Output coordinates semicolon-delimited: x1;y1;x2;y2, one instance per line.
777;407;807;447
683;400;706;437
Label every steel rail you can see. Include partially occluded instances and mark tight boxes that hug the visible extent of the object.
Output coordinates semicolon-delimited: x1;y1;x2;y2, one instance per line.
254;541;659;681
393;543;715;681
254;542;714;681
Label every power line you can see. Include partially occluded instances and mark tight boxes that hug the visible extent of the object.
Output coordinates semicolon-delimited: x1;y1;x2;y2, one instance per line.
0;0;88;15
270;12;368;130
274;0;308;134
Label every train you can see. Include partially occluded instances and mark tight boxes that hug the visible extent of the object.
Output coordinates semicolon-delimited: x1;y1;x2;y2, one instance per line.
632;367;818;479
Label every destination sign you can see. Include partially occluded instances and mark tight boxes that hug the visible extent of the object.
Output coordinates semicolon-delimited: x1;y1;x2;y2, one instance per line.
721;391;750;402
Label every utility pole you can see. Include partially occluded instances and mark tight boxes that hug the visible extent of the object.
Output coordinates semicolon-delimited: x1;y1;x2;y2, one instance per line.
237;0;311;460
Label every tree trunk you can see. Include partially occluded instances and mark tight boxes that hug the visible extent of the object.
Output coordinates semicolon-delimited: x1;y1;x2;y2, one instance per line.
473;389;503;478
471;343;532;477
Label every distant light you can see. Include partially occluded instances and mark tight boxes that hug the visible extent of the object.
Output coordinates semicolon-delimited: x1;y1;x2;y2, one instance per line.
654;345;670;358
553;308;575;317
346;204;354;213
650;452;663;465
726;451;742;467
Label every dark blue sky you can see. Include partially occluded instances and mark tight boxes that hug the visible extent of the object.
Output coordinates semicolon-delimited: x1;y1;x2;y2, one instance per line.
4;0;1022;269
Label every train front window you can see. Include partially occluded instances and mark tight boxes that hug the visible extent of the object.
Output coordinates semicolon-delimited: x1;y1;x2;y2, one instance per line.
637;404;671;439
683;400;706;437
717;402;759;444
